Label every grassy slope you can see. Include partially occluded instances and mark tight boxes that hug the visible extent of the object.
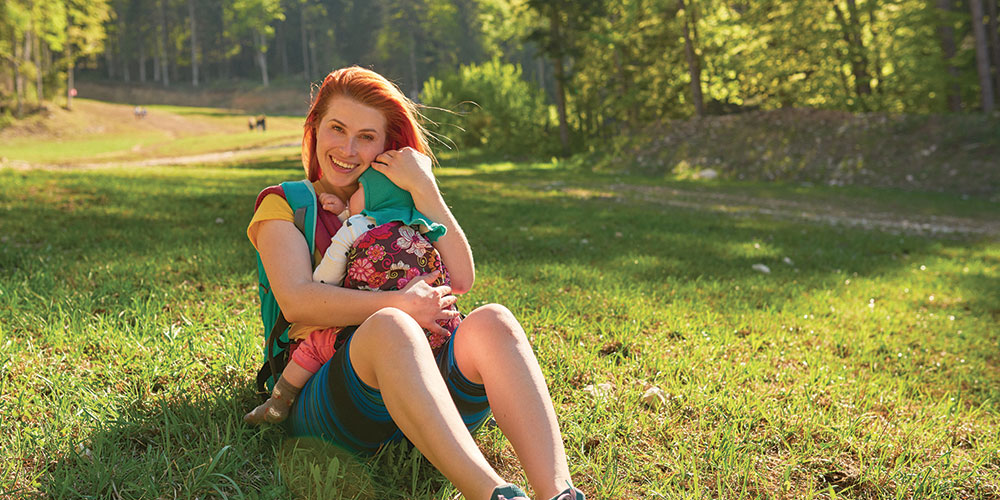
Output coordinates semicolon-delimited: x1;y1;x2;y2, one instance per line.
0;99;301;165
618;109;1000;199
0;103;998;498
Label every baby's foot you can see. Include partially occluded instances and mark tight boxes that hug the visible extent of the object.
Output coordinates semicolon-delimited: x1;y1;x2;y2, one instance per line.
244;377;302;425
244;397;291;425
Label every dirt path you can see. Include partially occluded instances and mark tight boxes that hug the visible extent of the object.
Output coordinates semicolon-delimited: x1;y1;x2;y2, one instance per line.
553;183;999;239
2;142;297;171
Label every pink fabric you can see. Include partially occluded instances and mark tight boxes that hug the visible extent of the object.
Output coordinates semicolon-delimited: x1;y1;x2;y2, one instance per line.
343;221;461;353
291;327;340;373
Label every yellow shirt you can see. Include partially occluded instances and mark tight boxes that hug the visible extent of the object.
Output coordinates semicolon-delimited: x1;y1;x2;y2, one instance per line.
247;181;330;341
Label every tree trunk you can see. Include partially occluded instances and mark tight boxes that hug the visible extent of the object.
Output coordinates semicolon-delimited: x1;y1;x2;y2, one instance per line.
66;49;74;111
937;0;962;111
255;30;270;87
14;32;23;117
119;15;129;83
613;47;633;126
536;57;545;91
277;16;288;76
987;0;1000;100
309;34;318;81
139;38;147;83
679;0;704;117
866;0;882;91
548;9;570;155
105;35;114;80
408;37;419;98
833;0;872;107
23;29;36;104
300;4;310;81
157;0;169;86
969;0;995;112
189;0;199;87
845;0;871;96
33;29;44;102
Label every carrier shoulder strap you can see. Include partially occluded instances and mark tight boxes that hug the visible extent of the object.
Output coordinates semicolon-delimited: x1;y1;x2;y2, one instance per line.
255;180;318;394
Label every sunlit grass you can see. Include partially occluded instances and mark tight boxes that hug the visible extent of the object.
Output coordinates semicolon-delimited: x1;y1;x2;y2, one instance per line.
0;155;997;498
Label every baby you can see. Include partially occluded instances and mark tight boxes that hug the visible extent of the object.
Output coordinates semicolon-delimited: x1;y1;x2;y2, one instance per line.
245;168;459;425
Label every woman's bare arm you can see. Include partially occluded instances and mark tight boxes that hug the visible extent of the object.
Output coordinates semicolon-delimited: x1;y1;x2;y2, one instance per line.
256;218;459;334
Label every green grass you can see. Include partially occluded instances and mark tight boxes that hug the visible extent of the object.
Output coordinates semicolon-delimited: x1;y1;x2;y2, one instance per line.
1;152;998;499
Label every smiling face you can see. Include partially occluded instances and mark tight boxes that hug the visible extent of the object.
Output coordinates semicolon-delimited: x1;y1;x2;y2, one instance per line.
314;97;387;198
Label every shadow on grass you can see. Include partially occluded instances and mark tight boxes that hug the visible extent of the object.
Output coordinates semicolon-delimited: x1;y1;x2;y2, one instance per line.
41;381;449;499
2;162;993;320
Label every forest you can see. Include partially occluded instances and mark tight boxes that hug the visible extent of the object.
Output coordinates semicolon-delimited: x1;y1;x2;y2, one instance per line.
2;0;1000;154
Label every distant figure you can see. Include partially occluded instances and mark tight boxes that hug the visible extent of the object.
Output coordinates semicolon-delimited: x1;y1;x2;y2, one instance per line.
249;115;267;132
133;106;147;120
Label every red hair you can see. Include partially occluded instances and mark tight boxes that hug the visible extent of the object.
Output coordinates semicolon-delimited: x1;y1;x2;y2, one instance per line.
301;66;433;182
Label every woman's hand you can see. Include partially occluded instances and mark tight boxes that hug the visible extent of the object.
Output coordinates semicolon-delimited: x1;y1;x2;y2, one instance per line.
373;147;475;295
370;147;438;199
395;271;460;336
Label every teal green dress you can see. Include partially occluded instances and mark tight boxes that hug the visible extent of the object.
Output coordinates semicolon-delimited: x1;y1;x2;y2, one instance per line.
359;168;446;241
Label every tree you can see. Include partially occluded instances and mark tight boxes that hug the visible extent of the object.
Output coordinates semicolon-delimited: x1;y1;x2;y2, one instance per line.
188;0;198;86
832;0;875;108
155;0;168;86
28;0;68;103
524;0;605;155
937;0;962;111
65;0;111;110
376;0;425;96
226;0;284;86
678;0;704;116
969;0;995;112
986;0;1000;102
2;0;32;116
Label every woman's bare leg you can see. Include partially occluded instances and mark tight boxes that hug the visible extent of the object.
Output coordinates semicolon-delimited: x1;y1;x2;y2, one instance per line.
349;307;506;500
453;304;574;499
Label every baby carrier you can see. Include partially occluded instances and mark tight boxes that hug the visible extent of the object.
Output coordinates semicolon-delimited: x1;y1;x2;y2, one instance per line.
254;180;318;394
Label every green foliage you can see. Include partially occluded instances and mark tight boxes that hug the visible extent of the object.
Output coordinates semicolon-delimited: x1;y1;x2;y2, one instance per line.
420;57;554;155
65;0;111;71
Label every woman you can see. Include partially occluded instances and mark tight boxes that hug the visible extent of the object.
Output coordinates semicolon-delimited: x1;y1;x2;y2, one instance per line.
248;66;585;500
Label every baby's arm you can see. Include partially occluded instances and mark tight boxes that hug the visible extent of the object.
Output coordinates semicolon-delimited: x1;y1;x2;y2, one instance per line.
313;184;373;285
313;216;373;284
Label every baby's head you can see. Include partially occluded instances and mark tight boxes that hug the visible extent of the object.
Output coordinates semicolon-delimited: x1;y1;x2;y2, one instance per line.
354;167;412;216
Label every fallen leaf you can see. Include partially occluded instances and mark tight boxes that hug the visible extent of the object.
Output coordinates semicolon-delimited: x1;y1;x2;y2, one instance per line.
642;387;667;408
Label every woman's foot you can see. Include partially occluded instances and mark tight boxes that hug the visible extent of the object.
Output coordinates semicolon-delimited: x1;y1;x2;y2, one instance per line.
490;484;529;500
549;481;586;500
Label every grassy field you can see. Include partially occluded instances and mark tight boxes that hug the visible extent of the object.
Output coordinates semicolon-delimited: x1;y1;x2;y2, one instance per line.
1;105;999;499
0;99;301;166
